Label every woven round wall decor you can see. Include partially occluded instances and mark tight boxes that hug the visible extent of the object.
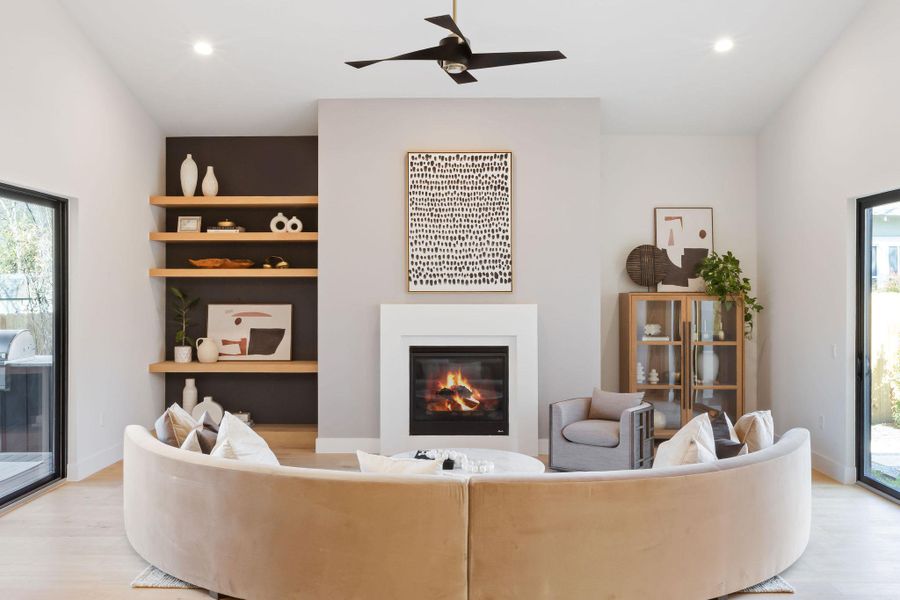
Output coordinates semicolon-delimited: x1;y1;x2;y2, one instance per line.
625;244;669;288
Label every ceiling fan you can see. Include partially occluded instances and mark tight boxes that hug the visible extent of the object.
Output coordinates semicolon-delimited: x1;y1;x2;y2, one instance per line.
345;0;566;84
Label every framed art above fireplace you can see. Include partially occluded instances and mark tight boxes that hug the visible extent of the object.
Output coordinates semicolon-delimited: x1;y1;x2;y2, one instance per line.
407;151;513;293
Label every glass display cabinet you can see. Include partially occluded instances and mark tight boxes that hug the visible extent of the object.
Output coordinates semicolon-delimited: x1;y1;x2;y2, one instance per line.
619;293;744;439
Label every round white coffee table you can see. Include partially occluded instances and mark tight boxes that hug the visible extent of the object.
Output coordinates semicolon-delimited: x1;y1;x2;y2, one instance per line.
391;448;545;477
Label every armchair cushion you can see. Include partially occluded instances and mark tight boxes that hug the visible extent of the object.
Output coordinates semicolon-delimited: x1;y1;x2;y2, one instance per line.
562;419;620;448
588;389;644;421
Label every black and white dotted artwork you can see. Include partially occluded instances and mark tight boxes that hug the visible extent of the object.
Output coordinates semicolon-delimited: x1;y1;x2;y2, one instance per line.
407;152;512;292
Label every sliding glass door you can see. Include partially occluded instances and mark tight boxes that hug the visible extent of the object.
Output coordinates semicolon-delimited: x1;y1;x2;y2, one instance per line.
0;183;66;508
857;190;900;499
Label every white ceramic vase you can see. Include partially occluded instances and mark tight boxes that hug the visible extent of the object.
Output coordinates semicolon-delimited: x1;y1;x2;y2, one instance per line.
196;337;219;364
173;345;192;363
270;212;288;232
192;396;224;424
698;349;720;385
180;154;198;197
202;166;218;197
286;216;303;232
182;378;198;413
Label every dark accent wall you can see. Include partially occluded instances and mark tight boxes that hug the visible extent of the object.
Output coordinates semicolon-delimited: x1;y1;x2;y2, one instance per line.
164;137;317;424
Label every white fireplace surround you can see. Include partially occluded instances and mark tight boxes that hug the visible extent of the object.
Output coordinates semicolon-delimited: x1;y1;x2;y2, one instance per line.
378;304;538;456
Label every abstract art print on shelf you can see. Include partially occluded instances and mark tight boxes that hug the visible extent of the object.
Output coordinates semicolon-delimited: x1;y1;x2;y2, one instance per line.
407;151;512;292
654;207;714;291
206;304;292;361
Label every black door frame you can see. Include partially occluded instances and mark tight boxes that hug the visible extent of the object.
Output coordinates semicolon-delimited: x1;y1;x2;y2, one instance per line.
0;182;67;509
856;188;900;500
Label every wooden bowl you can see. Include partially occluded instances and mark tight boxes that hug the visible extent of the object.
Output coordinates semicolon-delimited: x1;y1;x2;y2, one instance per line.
189;258;255;269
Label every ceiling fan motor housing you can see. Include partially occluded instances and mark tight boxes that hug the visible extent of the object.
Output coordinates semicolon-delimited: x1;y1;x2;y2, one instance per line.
439;35;470;73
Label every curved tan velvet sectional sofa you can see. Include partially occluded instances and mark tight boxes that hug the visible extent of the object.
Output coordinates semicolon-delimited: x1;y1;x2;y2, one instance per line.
124;425;811;600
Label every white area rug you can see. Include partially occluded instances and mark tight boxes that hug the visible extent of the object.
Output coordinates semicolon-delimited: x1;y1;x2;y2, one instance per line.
739;575;795;593
132;564;793;594
131;565;198;589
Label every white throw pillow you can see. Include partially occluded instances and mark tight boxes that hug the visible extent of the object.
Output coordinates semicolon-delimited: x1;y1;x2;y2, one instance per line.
210;412;279;466
179;429;203;453
734;410;775;452
653;413;718;468
154;403;198;447
356;451;442;475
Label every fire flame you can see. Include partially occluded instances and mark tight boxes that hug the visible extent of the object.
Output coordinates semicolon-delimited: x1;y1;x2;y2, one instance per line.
429;369;482;412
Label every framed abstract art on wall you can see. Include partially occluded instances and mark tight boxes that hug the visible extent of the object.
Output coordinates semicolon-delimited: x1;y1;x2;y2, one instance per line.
207;304;292;361
407;151;513;292
654;207;714;291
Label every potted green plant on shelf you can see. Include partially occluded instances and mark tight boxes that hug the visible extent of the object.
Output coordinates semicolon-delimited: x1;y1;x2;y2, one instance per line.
697;251;763;339
170;287;199;363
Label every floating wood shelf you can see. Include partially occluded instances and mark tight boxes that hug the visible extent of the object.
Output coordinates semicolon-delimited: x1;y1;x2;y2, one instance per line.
149;360;318;374
636;340;682;346
150;232;318;243
254;424;317;450
150;195;318;208
149;268;318;278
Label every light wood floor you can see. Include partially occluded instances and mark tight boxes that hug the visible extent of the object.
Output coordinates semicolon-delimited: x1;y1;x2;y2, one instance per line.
0;451;897;600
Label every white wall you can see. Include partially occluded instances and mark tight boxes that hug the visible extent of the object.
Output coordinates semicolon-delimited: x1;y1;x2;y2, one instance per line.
598;136;758;409
318;98;758;447
758;0;900;483
0;0;164;480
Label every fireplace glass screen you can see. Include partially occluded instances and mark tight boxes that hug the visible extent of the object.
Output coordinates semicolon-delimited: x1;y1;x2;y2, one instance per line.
409;346;509;436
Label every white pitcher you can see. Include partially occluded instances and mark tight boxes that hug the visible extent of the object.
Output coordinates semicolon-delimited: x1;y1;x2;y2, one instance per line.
196;337;219;363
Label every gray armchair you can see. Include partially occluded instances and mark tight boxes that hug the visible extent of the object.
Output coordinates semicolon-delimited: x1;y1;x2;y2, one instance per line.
549;397;654;471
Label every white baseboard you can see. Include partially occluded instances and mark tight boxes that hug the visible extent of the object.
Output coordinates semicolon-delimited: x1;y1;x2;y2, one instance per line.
316;437;550;456
812;450;856;484
315;438;379;453
67;442;122;482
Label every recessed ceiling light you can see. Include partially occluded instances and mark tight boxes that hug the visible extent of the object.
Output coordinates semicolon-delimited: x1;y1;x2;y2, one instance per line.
193;41;214;56
714;38;734;54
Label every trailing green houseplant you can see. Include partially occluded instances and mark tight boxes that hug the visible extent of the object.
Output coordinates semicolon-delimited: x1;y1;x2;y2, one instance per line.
170;287;199;362
697;251;763;338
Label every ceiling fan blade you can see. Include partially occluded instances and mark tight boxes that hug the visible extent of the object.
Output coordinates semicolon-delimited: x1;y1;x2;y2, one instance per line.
468;50;566;70
346;45;453;69
425;15;466;41
447;70;477;84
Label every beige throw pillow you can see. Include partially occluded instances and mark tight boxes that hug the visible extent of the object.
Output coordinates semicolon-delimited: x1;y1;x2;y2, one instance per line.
154;404;198;447
653;413;718;468
356;451;442;475
734;410;775;452
589;389;644;421
210;412;280;466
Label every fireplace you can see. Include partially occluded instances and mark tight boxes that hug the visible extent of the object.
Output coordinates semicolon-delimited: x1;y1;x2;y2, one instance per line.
409;346;509;436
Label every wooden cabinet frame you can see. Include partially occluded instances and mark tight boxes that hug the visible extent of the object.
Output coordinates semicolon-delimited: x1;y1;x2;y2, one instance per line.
619;292;744;439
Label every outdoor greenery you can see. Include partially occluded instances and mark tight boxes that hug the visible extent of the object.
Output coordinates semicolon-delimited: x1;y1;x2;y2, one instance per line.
0;198;54;354
698;251;763;339
170;287;198;348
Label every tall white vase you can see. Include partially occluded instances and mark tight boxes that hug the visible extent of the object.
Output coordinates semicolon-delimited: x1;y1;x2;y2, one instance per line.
180;154;198;197
182;378;198;413
202;166;219;197
698;349;720;385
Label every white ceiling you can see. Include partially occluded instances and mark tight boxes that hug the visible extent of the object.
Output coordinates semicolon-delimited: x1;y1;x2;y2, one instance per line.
60;0;865;136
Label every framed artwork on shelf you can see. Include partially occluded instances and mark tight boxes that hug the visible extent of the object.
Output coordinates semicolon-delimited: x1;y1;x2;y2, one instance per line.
654;207;714;292
177;215;202;232
407;151;513;293
206;304;292;361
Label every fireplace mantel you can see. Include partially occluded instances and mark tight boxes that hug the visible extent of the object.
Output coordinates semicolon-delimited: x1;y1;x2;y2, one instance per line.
379;304;538;455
